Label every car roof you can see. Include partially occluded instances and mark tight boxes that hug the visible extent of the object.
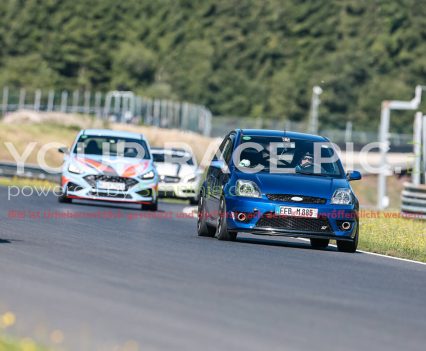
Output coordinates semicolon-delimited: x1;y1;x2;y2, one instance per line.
82;129;144;140
238;129;328;142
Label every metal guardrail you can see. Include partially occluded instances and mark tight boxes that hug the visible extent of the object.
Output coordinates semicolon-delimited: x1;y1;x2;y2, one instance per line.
0;162;60;183
401;182;426;219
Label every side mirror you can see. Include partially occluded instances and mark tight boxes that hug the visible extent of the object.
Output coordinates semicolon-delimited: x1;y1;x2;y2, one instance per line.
211;159;231;173
58;147;69;155
346;170;362;181
211;160;225;169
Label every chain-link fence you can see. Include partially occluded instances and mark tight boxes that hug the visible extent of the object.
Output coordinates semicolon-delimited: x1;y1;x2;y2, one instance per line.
210;116;412;151
0;86;413;147
0;87;212;136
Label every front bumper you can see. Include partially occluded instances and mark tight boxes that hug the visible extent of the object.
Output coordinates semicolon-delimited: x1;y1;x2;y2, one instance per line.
158;181;199;199
224;196;358;240
61;172;158;204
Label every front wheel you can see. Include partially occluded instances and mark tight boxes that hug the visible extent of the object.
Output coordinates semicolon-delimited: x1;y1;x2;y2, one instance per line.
337;228;358;253
215;197;237;241
310;238;329;249
197;190;215;237
189;196;198;205
141;201;158;211
58;188;72;203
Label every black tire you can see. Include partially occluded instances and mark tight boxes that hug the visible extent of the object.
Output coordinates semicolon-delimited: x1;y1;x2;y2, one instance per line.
215;196;237;241
197;190;215;237
141;201;158;211
337;228;358;253
58;190;72;203
310;238;329;249
189;197;199;205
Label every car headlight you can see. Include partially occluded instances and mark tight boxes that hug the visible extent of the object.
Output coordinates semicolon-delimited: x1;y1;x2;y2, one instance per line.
331;188;353;204
140;170;155;180
186;175;197;183
236;179;261;198
68;163;84;174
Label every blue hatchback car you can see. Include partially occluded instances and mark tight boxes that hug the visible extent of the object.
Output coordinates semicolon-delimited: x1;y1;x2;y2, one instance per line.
197;129;362;252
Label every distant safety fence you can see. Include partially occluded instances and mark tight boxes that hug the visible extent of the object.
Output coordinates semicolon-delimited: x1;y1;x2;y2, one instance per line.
0;86;413;145
0;86;212;136
211;116;412;150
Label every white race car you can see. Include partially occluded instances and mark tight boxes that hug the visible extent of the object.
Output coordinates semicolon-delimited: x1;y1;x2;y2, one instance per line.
152;148;202;205
58;129;159;211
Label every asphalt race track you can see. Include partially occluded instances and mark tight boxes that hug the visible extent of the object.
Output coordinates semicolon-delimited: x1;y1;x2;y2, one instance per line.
0;186;425;351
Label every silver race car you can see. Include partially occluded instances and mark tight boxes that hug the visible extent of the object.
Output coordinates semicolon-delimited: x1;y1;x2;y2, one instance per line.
152;148;202;205
58;129;159;211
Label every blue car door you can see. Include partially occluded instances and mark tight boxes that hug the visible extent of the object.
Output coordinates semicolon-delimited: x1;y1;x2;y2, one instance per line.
205;135;228;219
207;133;235;221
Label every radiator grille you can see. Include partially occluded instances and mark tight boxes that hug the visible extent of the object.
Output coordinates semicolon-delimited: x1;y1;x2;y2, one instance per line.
84;175;138;190
89;191;132;199
256;213;332;233
266;194;326;204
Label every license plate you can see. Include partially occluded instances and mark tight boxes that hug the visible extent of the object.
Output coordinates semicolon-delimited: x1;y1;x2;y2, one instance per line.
276;206;318;218
96;181;125;191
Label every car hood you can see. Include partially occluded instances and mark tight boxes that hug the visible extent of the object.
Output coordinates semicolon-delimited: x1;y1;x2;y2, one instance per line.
72;155;152;177
155;162;197;178
239;172;348;198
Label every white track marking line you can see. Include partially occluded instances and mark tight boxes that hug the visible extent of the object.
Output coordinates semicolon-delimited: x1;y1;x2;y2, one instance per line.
295;238;426;266
182;206;426;266
354;250;426;266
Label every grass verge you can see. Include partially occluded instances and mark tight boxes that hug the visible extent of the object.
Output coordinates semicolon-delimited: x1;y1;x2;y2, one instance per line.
0;177;58;189
359;211;426;262
0;336;48;351
0;111;217;168
350;174;408;209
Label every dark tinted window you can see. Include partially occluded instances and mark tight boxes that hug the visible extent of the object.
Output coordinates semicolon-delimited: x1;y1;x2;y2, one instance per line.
223;135;235;163
236;136;342;177
152;151;194;165
73;136;150;159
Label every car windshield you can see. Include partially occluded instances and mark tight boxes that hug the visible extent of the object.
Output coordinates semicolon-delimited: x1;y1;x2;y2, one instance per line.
73;135;150;159
153;151;194;165
236;135;342;177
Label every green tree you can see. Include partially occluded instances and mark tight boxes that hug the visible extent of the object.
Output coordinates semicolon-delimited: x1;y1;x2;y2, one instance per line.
0;54;60;89
111;42;157;91
0;0;425;132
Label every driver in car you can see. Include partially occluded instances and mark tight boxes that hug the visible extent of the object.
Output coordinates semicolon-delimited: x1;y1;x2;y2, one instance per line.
295;152;315;173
